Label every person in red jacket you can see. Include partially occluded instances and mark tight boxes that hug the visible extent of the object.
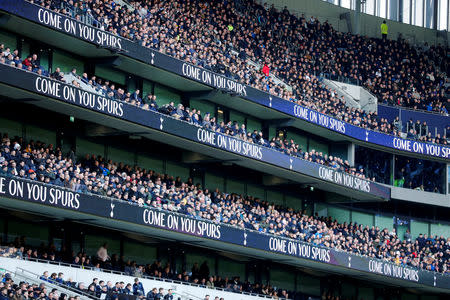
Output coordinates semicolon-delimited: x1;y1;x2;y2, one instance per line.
22;56;32;68
262;63;270;77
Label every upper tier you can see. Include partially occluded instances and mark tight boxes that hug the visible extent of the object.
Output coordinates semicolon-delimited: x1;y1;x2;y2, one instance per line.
0;0;448;161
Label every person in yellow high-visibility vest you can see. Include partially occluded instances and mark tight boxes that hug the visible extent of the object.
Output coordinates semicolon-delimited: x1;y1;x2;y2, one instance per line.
381;20;388;41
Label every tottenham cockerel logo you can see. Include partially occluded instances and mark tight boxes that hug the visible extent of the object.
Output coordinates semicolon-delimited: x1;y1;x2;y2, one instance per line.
110;203;115;218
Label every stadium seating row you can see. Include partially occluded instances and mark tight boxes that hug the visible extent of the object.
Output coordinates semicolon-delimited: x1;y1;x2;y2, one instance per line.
0;44;446;193
0;133;448;275
8;0;450;143
0;256;281;299
31;0;447;115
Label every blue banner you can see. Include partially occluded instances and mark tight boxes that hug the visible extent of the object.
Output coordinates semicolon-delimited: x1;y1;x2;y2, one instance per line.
0;64;390;199
0;175;448;290
0;0;448;160
378;104;449;136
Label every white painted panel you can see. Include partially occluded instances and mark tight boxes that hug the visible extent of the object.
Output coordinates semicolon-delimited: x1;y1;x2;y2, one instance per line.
0;257;274;300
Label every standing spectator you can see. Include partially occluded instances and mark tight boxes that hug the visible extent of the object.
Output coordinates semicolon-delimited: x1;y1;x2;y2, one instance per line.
132;278;145;296
199;261;210;280
404;229;412;242
381;20;388;41
97;243;110;263
262;63;270;77
191;262;200;280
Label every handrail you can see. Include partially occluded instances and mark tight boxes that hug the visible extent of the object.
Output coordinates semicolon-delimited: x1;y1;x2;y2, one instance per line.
0;62;384;189
0;253;290;300
2;266;94;300
180;290;204;300
15;266;101;300
11;1;448;146
322;78;361;109
378;103;450;119
0;174;448;279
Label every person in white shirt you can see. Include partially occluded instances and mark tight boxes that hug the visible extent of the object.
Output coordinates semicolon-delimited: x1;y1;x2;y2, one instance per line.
97;243;110;262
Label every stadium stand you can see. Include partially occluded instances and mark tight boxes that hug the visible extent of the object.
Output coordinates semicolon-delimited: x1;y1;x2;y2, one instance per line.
0;252;286;299
24;0;450;143
0;1;449;299
0;269;91;300
0;53;371;182
0;133;448;274
0;43;447;193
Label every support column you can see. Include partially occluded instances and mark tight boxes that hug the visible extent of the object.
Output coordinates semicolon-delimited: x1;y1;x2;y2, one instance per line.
347;142;355;166
446;163;449;195
354;0;361;35
389;0;399;21
390;154;396;186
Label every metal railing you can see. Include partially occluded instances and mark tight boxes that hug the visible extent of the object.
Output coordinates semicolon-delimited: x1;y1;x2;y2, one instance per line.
2;266;95;300
18;1;450;142
59;2;103;29
180;291;204;300
320;72;361;86
0;171;449;284
0;251;290;300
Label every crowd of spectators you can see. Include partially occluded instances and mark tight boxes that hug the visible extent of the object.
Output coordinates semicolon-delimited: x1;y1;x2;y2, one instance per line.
156;101;372;180
38;273;181;300
0;45;372;183
0;134;449;275
0;45;49;77
16;0;449;146
0;2;449;296
26;0;450;133
4;41;449;194
3;48;448;192
0;270;201;300
0;272;82;300
1;246;280;299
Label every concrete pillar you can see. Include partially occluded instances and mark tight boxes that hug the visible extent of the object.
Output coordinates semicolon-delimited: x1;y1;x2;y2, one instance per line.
446;163;449;195
354;0;361;35
389;0;399;21
347;142;355;166
390;154;396;186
